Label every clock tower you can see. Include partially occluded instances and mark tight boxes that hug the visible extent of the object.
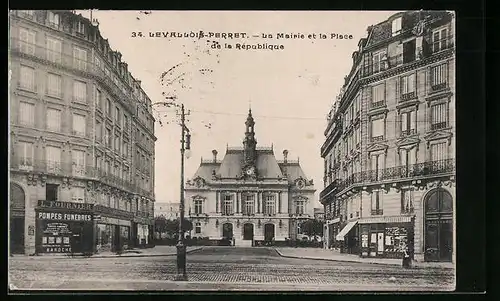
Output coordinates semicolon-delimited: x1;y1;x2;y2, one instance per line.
243;108;257;178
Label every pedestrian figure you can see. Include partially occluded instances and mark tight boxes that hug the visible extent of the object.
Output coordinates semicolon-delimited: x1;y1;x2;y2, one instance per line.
402;247;412;268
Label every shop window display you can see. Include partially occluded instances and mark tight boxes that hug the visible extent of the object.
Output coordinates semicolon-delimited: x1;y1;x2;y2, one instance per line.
120;225;130;249
96;224;113;252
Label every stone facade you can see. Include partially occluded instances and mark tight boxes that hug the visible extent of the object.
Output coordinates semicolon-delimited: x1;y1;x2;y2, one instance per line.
185;110;315;246
9;10;156;255
155;202;180;220
320;11;455;262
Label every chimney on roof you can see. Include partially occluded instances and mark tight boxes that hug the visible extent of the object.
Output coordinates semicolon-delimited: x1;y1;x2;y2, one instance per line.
283;150;288;163
352;51;359;65
212;150;218;162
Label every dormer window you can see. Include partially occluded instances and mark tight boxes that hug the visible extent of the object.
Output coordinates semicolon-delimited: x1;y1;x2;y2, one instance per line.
391;17;402;36
76;21;85;35
47;11;60;28
373;50;387;73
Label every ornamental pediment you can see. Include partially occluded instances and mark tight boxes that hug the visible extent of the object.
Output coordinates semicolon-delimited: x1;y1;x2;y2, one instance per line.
366;142;389;153
191;194;206;200
396;136;420;148
294;177;307;189
424;130;452;142
189;176;206;188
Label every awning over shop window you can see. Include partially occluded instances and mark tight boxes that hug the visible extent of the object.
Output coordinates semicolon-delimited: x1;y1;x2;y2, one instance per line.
357;215;413;224
335;220;358;241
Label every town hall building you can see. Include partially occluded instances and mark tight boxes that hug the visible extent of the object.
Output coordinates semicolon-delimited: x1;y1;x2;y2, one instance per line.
185;109;316;247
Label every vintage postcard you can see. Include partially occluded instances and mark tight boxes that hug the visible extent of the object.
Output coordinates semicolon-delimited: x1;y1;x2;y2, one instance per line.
8;10;456;291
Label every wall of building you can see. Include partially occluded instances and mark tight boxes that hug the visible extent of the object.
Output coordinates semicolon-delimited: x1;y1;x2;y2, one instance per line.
320;11;455;261
9;11;156;254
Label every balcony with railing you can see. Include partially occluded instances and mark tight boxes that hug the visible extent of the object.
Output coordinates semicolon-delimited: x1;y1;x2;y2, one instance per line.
9;38;135;112
10;156;153;197
370;100;386;110
362;32;454;79
430;82;448;93
400;128;417;138
319;158;455;200
400;91;417;102
430;121;448;131
371;135;385;142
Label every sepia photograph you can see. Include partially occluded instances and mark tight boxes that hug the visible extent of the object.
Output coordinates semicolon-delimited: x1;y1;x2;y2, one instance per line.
8;9;456;292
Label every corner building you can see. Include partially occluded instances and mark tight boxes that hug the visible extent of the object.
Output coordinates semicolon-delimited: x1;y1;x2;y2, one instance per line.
9;10;156;255
185;110;316;246
320;11;455;262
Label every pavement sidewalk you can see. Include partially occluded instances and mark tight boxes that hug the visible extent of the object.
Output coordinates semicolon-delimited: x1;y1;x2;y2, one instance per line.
275;247;454;269
10;246;203;260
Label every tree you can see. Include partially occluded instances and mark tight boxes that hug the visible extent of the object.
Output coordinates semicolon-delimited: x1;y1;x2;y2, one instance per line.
300;219;324;240
154;216;168;239
166;218;193;238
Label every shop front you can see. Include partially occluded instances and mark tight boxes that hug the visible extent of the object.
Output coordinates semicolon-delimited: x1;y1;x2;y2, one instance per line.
94;205;133;253
325;217;340;249
336;220;360;254
358;216;415;259
35;200;94;255
133;212;152;247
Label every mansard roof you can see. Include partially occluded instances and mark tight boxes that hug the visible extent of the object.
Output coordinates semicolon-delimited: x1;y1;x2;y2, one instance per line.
191;148;312;184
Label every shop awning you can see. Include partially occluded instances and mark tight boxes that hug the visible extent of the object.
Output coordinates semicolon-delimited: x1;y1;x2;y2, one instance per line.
357;216;413;224
335;220;358;241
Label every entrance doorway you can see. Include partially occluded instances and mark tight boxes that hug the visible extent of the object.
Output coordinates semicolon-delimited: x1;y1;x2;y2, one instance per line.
10;182;26;255
264;224;275;242
424;188;453;262
46;184;59;201
243;223;254;240
222;223;233;240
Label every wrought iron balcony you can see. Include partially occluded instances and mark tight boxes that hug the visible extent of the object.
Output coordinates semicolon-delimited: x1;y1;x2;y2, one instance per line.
370;100;386;109
400;91;416;102
320;158;455;200
319;179;340;200
431;82;448;92
400;128;417;137
371;135;385;142
9;38;136;112
10;156;153;197
431;122;448;130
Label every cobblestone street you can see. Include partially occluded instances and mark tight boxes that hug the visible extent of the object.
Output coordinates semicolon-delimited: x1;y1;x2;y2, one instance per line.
9;247;455;291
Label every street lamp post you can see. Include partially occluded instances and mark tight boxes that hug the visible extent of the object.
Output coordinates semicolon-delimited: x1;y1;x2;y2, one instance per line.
174;103;190;281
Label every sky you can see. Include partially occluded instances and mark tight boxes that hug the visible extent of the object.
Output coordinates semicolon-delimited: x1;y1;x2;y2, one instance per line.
79;10;398;208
